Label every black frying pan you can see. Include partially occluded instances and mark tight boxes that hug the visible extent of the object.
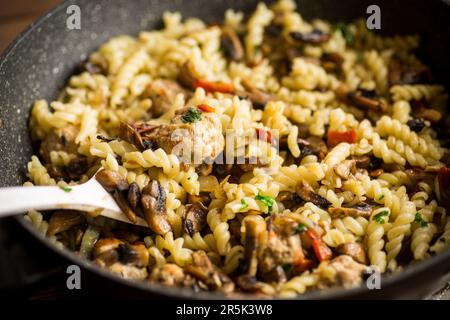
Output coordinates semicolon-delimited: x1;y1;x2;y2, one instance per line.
1;0;450;299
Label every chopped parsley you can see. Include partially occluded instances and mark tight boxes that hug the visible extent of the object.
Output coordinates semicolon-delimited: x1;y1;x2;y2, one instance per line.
414;212;429;228
60;186;72;193
255;194;275;213
377;194;385;201
294;223;307;234
282;263;292;274
239;199;249;211
334;23;353;44
181;107;202;123
373;210;389;224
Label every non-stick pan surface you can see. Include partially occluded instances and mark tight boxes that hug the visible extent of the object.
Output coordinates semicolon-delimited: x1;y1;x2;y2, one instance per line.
0;0;449;299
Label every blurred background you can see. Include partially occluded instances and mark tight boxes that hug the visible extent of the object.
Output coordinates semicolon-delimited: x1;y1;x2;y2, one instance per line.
0;0;61;54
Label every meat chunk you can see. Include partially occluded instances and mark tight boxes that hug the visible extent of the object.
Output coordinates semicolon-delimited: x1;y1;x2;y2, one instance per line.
258;216;305;282
142;108;225;163
336;243;367;265
149;264;196;287
146;79;191;117
317;255;367;288
220;26;244;61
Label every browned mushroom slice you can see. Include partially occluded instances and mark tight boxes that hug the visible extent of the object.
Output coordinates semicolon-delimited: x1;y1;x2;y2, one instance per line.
116;242;149;268
277;191;304;211
296;181;331;209
39;125;79;164
236;274;274;294
347;89;387;113
185;251;234;293
118;122;158;150
389;58;432;86
65;156;88;180
321;52;344;73
187;193;211;206
178;61;198;90
220;26;244;61
333;159;356;179
416;107;442;123
328;202;372;219
289;29;330;44
350;155;371;169
183;202;208;236
95;169;129;192
141;180;171;235
243;219;267;277
47;211;85;236
127;182;141;212
112;189;137;224
337;243;367;265
237;78;274;110
406;118;426;133
195;163;213;176
92;238;123;267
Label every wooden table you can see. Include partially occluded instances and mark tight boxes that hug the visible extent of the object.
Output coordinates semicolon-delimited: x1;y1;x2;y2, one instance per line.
0;0;61;54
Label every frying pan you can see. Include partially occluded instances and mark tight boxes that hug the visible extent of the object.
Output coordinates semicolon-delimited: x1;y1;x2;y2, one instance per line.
0;0;449;299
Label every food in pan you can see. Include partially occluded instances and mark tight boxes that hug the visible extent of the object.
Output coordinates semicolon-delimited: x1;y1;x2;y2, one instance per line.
23;0;450;297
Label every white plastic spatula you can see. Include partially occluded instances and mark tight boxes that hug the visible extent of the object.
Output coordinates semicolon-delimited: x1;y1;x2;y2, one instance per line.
0;177;148;226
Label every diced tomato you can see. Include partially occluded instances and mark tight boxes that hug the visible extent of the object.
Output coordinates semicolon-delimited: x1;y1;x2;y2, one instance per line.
306;230;332;261
197;104;215;113
327;129;357;147
194;79;234;94
293;258;316;273
255;128;272;143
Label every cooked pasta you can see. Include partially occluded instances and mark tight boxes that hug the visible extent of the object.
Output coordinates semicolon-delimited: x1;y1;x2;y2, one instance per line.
23;0;450;297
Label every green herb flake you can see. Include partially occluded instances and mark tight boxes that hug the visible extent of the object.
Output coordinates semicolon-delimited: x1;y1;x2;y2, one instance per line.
377;194;385;201
239;198;249;211
255;194;275;213
334;23;354;44
282;263;292;274
414;212;429;228
181;107;202;123
373;210;389;224
293;223;307;234
60;186;72;193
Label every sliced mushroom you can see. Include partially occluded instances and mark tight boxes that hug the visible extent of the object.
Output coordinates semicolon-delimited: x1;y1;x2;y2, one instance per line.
195;163;213;176
321;52;344;73
116;242;149;268
185;251;234;293
92;238;123;266
276;191;304;211
65;156;88;180
289;29;330;44
220;26;244;61
112;189;137;224
236;274;275;295
337;243;367;265
127;182;141;212
389;58;432;86
333;159;356;179
337;85;387;113
296;181;331;209
118;122;157;151
237;78;274;110
178;61;198;90
243;219;266;277
47;211;85;236
183;202;208;236
39;125;79;164
328;202;372;219
187;193;211;206
416;107;442;123
141;180;171;235
349;155;371;169
77;59;105;75
96;169;129;192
